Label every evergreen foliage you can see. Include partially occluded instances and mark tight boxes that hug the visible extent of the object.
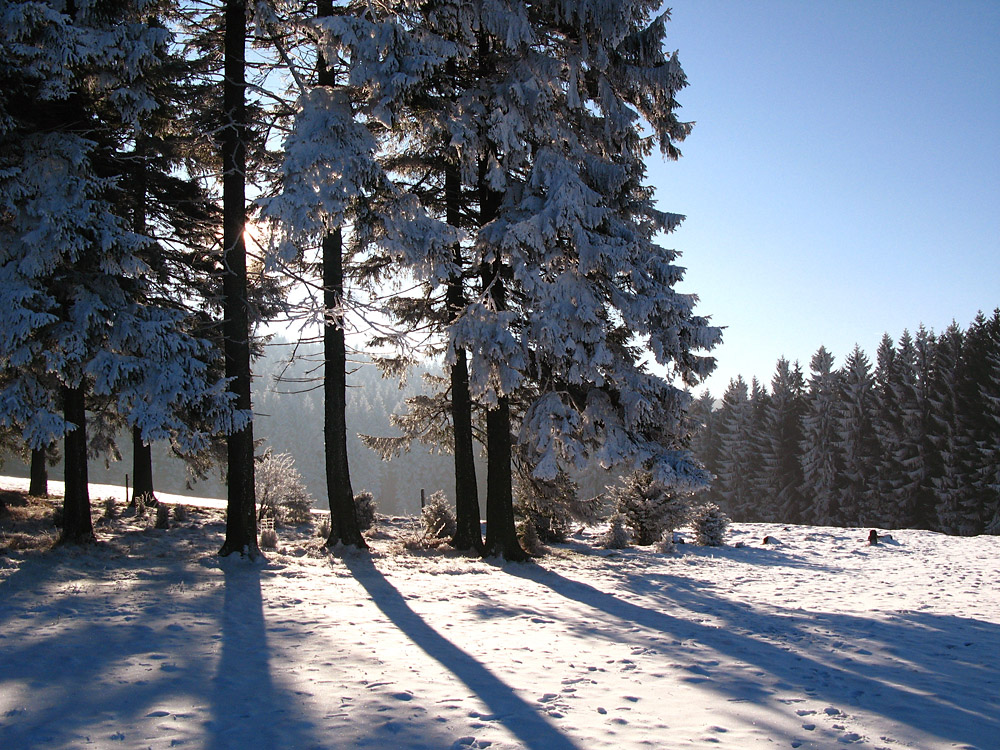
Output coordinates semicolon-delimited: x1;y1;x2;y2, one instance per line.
689;312;1000;535
354;490;377;532
714;377;755;521
607;469;692;546
599;513;631;550
691;502;729;546
420;490;457;540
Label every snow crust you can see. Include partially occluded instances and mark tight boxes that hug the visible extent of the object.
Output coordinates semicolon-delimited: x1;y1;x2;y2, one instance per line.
1;476;997;750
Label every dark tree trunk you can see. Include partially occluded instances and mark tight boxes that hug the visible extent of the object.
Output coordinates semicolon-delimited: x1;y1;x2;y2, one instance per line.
321;228;366;548
129;138;156;509
131;426;156;506
29;447;48;498
218;0;259;558
315;0;365;550
478;153;526;562
60;385;95;544
445;161;483;553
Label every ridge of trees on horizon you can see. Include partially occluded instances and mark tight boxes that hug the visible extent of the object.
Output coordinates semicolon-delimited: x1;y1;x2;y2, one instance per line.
0;0;720;559
690;311;1000;537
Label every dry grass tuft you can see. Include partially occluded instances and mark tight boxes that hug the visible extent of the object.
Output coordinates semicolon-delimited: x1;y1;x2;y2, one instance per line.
0;490;62;552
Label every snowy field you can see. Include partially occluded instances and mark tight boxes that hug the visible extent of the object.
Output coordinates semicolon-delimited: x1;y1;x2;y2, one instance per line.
1;477;998;750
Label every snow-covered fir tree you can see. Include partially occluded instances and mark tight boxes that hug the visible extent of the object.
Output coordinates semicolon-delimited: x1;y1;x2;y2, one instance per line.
713;377;755;520
758;358;806;523
746;377;771;516
884;330;929;528
930;323;980;534
306;1;719;558
836;345;878;526
0;0;246;543
799;347;842;525
961;311;1000;534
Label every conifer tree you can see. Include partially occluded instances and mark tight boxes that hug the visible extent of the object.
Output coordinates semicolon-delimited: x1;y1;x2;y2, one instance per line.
759;358;806;523
883;330;928;528
217;0;259;557
688;390;720;499
295;1;718;560
836;345;878;526
714;377;755;520
0;0;245;543
747;377;771;517
962;311;1000;533
930;323;980;534
799;347;842;525
871;334;902;527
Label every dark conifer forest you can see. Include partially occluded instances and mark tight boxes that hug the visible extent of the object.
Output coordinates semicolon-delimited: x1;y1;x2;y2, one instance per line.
689;312;1000;535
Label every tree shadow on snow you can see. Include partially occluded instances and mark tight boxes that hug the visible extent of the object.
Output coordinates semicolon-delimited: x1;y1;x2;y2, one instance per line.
0;547;323;750
344;553;583;750
504;563;1000;749
0;550;221;747
207;562;323;750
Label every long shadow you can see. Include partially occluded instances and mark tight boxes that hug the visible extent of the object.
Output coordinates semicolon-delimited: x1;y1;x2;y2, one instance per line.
344;553;582;750
505;562;1000;749
0;553;224;747
208;562;322;750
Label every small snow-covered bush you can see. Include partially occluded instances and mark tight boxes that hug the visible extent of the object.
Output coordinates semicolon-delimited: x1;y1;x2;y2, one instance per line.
172;503;188;523
154;504;170;529
255;450;314;526
260;525;278;549
600;513;631;549
102;497;118;521
608;470;693;545
354;491;376;531
517;517;543;555
692;503;729;546
420;490;456;539
655;529;676;554
133;493;148;519
317;515;331;539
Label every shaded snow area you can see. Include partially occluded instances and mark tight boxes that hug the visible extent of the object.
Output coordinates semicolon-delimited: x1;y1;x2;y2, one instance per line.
1;479;998;750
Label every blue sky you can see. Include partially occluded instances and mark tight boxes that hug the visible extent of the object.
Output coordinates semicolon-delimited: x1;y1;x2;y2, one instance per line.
649;0;1000;395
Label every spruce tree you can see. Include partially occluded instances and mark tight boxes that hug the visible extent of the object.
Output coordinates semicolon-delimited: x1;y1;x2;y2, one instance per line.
0;0;244;543
217;0;259;557
871;334;902;527
836;345;878;526
714;377;755;520
962;311;1000;533
799;347;842;525
759;358;807;523
930;322;980;534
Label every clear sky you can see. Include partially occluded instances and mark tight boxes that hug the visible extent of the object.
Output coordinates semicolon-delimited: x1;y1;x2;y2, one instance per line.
649;0;1000;396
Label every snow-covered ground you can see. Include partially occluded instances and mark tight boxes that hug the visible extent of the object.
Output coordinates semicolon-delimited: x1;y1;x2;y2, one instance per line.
1;477;998;750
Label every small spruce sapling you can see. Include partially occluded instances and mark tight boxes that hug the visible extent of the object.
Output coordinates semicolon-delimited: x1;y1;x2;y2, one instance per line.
692;503;730;546
655;529;676;554
608;470;693;545
155;504;170;530
354;491;377;532
421;491;457;540
260;524;278;550
516;517;543;556
317;516;332;539
600;513;631;550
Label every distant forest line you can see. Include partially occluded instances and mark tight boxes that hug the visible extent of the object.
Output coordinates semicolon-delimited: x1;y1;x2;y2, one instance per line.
7;309;998;535
689;310;1000;536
